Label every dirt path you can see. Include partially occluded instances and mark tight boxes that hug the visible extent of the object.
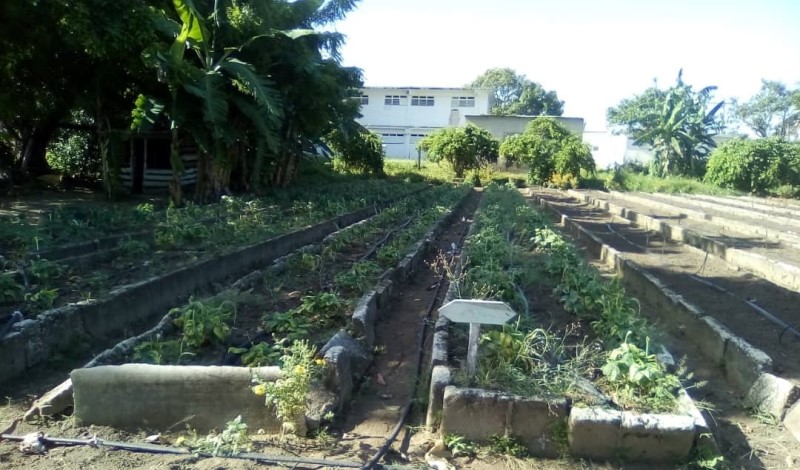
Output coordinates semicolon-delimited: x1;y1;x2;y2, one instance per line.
527;189;800;470
330;188;483;465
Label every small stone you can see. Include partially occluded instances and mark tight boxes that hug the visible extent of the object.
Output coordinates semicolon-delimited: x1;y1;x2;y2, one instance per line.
376;373;386;386
380;393;393;400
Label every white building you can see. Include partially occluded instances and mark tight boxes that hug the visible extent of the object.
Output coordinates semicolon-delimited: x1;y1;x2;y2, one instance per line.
356;87;492;159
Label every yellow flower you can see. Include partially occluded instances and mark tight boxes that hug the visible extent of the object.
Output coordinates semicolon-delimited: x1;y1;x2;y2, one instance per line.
293;365;306;375
251;384;267;396
314;359;325;366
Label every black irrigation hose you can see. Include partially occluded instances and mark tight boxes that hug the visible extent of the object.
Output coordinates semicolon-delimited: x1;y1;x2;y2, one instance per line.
363;201;474;470
0;433;366;468
688;274;800;343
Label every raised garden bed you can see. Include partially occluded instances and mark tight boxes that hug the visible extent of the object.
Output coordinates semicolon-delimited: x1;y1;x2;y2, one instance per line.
0;183;431;382
29;186;474;437
426;184;714;463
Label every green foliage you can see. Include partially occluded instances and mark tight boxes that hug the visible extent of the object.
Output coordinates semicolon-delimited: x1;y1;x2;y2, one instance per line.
499;118;595;187
327;127;385;176
418;124;499;178
183;415;250;456
117;238;149;258
46;111;101;180
132;335;185;365
25;287;59;310
487;434;528;457
734;80;800;138
601;333;681;412
253;340;320;435
704;137;800;194
172;297;236;349
228;341;282;367
28;259;66;286
0;273;24;303
470;68;563;116
443;434;477;458
608;70;724;177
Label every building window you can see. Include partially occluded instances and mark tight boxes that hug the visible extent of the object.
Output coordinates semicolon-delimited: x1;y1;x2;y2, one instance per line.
358;95;369;105
411;96;435;106
451;96;475;107
384;95;406;106
409;133;427;138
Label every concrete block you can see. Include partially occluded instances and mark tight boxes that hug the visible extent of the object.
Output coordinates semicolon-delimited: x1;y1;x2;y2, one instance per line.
350;292;378;348
375;279;394;315
783;398;800;444
323;345;352;411
695;316;733;365
441;387;510;441
425;366;451;428
509;397;568;457
319;330;371;378
430;317;449;367
569;407;622;459
744;373;800;419
24;378;74;420
619;412;696;462
72;364;283;432
0;332;28;382
723;334;772;391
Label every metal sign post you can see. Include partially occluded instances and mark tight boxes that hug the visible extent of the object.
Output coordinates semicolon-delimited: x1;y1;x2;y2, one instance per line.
438;299;517;380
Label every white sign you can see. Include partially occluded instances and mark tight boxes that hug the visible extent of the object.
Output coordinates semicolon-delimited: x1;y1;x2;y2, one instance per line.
439;299;517;325
439;299;517;380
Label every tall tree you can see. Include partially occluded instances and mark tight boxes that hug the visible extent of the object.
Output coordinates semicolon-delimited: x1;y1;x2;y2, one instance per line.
734;80;800;138
469;68;563;116
607;70;724;177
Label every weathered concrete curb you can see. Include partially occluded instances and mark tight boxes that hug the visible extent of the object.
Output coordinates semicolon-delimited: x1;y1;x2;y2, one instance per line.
530;190;800;425
567;190;800;293
71;364;283;432
0;190;424;383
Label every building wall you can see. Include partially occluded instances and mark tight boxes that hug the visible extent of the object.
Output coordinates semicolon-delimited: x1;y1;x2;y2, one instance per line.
356;87;492;159
464;115;585;140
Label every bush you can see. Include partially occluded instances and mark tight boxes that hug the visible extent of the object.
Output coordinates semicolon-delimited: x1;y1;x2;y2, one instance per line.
326;128;385;176
417;124;499;178
704;137;800;194
499;118;595;188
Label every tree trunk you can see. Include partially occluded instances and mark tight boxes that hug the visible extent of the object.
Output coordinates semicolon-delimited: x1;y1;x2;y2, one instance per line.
20;124;56;176
169;126;184;206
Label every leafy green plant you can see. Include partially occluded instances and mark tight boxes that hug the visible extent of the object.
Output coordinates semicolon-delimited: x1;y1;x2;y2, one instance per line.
418;124;499;178
117;238;149;258
334;261;381;292
252;340;321;436
172;297;236;349
263;310;313;341
705;137;800;194
601;333;681;412
228;341;282;367
28;259;66;286
25;287;59;310
0;272;23;303
443;434;477;458
487;434;528;457
133;335;185;364
181;415;250;456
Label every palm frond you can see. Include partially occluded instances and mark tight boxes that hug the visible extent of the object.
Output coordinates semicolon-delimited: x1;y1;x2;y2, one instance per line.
220;58;283;117
184;70;228;125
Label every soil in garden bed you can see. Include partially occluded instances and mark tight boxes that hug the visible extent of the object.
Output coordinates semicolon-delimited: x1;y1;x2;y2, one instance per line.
530;188;800;470
529;188;800;386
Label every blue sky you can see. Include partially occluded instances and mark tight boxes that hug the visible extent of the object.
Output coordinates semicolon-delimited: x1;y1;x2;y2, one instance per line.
331;0;800;130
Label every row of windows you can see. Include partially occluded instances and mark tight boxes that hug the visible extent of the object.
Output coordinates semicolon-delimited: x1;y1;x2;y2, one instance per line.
357;95;476;107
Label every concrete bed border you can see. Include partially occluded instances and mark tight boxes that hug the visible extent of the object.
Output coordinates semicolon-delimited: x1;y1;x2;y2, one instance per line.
425;189;717;462
26;188;472;433
528;190;800;441
0;188;427;384
565;189;800;293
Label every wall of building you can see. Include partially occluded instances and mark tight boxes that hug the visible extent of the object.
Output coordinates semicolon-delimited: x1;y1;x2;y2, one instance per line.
356;87;491;159
464;115;585;140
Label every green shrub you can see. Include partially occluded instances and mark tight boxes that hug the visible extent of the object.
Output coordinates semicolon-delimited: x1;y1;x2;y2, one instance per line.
327;128;385;176
418;124;499;178
499;118;595;187
704;137;800;194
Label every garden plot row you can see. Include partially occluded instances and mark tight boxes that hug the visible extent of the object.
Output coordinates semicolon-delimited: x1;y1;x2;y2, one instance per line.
0;183;431;383
427;184;711;463
568;189;800;294
25;185;472;438
0;179;427;324
527;188;800;446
